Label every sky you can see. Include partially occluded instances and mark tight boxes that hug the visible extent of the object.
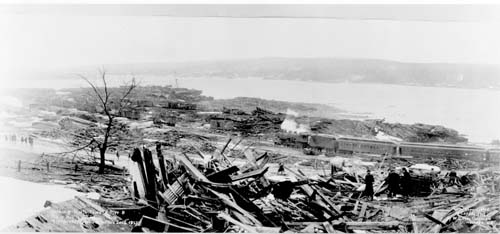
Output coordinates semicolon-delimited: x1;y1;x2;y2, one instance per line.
1;4;500;75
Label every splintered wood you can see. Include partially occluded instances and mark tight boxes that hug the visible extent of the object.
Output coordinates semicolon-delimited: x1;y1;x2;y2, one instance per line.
126;142;500;233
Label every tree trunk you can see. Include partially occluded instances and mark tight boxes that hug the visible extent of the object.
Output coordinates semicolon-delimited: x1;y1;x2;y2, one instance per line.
99;116;112;174
99;147;106;174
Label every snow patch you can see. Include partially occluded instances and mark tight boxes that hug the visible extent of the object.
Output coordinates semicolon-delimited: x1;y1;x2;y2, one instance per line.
0;96;23;108
0;176;83;230
375;131;402;142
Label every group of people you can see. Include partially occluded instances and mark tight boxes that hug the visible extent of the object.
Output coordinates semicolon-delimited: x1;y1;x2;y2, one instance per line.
3;133;34;146
363;167;413;201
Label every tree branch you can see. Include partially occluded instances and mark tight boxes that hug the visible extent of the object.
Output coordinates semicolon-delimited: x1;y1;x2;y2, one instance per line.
78;74;106;108
116;77;137;114
100;68;110;107
52;139;97;155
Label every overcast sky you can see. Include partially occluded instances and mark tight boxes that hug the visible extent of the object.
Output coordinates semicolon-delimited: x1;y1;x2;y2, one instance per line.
1;4;500;75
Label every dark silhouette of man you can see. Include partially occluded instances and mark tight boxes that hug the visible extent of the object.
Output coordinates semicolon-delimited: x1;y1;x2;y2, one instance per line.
278;162;285;175
364;169;374;201
401;167;411;199
387;168;400;198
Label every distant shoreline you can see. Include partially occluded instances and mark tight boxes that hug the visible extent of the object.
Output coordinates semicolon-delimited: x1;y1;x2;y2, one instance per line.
4;57;500;90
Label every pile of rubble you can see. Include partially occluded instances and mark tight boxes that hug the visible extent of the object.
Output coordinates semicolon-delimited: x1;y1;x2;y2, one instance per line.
309;119;468;143
126;140;500;233
208;107;285;135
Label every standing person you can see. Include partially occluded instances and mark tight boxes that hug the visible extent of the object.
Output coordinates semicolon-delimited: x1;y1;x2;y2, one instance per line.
386;168;400;198
330;163;339;177
28;136;33;147
363;169;374;201
116;151;120;161
401;168;411;199
277;162;285;175
448;171;460;186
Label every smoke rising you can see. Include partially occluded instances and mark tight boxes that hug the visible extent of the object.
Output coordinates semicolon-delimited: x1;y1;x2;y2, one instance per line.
281;109;310;133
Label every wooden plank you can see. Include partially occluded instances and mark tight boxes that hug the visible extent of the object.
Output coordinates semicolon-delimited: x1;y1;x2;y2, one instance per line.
230;167;268;182
230;138;244;151
345;221;400;230
227;187;278;227
353;200;359;215
366;209;381;219
156;143;169;188
358;203;367;220
142;148;158;208
220;138;232;155
322;222;335;233
255;152;268;162
410;214;419;233
207;166;239;182
244;150;257;163
419;211;446;226
232;210;254;226
208;188;263;226
257;153;270;168
165;215;202;231
312;185;342;215
285;165;341;216
441;198;485;224
177;153;211;183
131;148;148;199
217;212;280;233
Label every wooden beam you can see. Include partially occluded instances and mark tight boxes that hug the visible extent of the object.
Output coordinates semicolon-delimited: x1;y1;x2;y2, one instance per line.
345;221;400;230
142;148;158;209
131;148;148;199
410;214;419;233
228;186;278;227
177;153;211;183
156;143;169;188
230;138;244;151
220;138;232;155
207;166;239;183
217;212;280;233
230;167;268;182
358;203;367;220
285;165;341;215
322;222;335;233
208;188;263;226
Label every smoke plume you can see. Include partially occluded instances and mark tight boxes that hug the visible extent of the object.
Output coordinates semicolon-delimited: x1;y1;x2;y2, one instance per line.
281;109;310;133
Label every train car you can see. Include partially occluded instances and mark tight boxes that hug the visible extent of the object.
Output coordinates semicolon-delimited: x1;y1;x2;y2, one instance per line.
275;132;310;149
486;148;500;163
399;142;486;161
307;134;338;156
337;137;397;155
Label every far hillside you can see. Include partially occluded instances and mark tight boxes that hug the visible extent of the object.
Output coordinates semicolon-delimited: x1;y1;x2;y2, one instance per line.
94;58;500;89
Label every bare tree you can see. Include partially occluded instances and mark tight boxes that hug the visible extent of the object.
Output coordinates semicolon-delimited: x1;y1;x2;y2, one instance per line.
78;69;137;174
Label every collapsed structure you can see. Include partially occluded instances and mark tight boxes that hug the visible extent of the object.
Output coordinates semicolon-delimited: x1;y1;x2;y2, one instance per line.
208;107;285;134
120;140;500;233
